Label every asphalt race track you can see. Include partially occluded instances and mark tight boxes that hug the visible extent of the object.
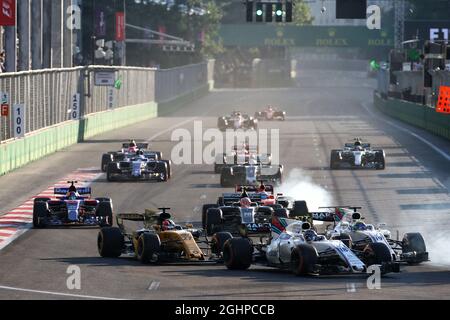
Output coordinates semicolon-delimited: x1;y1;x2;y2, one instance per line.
1;71;450;300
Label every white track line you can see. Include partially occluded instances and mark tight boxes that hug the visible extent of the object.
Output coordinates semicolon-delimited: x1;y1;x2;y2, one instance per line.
362;102;450;161
0;285;124;300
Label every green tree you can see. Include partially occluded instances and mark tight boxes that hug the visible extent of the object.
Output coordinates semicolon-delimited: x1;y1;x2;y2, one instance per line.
293;0;314;25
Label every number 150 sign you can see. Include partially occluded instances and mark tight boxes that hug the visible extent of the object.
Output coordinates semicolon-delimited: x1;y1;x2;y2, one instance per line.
14;104;25;138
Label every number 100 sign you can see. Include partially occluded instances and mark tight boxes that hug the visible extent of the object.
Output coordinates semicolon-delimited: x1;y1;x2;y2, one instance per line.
13;104;25;138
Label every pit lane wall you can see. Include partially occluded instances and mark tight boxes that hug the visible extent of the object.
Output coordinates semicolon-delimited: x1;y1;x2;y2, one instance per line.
0;62;213;176
374;92;450;141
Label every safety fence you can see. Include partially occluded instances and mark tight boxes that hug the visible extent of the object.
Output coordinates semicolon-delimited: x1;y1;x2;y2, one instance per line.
0;62;211;143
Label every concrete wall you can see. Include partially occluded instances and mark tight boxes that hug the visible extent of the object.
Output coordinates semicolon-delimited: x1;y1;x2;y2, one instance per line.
374;92;450;141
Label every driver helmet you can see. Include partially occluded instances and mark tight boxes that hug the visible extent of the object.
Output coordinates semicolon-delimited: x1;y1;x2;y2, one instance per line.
353;221;367;231
304;230;317;242
354;140;362;147
162;219;175;231
240;197;252;208
129;140;137;148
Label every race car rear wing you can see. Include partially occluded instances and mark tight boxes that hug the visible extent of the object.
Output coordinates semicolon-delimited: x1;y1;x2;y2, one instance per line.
344;143;371;149
54;187;92;195
122;143;149;149
235;185;274;195
222;192;262;205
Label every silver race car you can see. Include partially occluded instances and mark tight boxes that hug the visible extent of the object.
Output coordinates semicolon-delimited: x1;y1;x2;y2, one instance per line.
322;207;429;265
106;150;172;182
330;138;386;170
221;218;374;276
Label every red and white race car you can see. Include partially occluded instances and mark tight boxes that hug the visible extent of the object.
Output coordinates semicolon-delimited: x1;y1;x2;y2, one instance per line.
255;106;286;121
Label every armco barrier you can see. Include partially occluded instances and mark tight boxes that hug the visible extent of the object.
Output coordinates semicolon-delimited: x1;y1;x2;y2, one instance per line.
0;61;214;176
374;92;450;141
0;101;157;176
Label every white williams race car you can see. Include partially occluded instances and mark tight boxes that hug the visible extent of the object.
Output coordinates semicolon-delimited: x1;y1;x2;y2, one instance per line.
322;207;429;265
221;217;370;276
330;138;385;170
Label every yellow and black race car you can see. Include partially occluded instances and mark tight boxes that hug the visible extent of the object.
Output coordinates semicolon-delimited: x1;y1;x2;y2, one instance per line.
97;208;233;264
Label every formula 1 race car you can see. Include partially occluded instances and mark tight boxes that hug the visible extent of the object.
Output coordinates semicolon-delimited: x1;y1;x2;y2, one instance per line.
214;144;272;174
254;106;286;121
330;138;386;170
221;218;384;276
101;142;163;172
97;208;231;263
33;181;113;228
322;207;429;265
106;151;172;182
220;164;283;187
218;111;258;132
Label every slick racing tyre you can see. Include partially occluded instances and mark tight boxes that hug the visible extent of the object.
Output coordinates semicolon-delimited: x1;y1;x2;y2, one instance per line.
98;227;124;258
206;208;223;236
290;201;309;218
330;150;341;169
101;154;113;172
155;162;168;182
97;201;114;227
106;162;119;182
291;244;318;276
202;204;219;229
402;233;427;264
223;238;253;270
33;201;49;228
211;232;233;255
374;150;386;170
162;160;172;179
363;242;392;267
220;168;233;187
137;233;161;264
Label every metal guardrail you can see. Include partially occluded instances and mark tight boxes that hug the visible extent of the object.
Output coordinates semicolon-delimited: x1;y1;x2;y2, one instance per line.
0;62;211;143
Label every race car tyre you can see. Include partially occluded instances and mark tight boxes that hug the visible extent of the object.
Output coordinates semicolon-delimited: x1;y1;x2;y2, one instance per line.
256;207;274;220
155;162;168;182
217;197;224;206
162;160;173;179
106;162;119;182
214;154;226;173
211;232;233;255
363;242;392;267
95;197;112;203
218;118;227;132
97;201;114;227
402;233;427;264
290;201;310;218
101;154;113;172
273;208;289;219
33;202;49;228
330;150;341;169
374;150;386;170
220;168;233;187
137;233;161;264
291;244;318;276
333;233;353;248
97;227;124;258
202;204;219;229
206;208;223;236
154;152;163;161
223;238;253;270
291;244;318;275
